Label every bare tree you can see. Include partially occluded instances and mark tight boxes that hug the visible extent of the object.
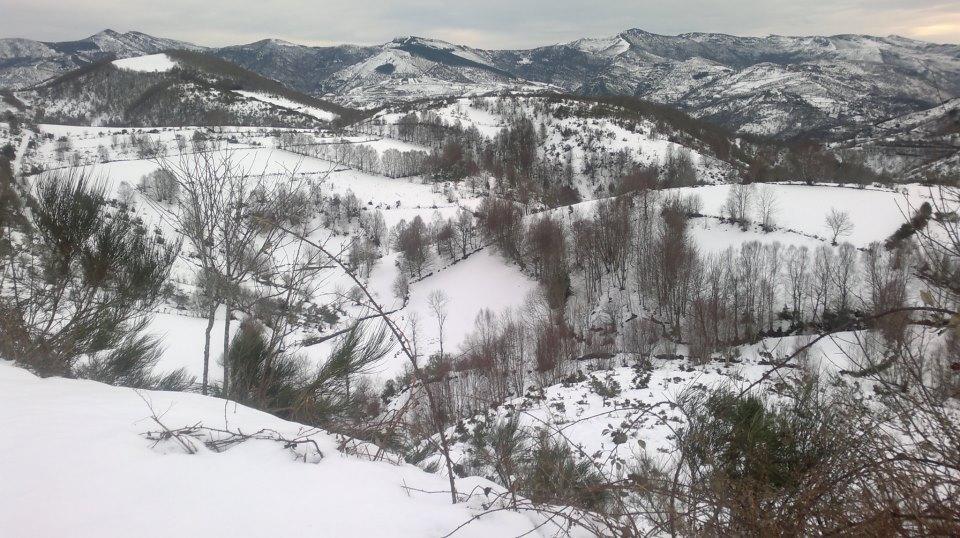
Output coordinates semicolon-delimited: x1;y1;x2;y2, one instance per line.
755;185;779;231
662;146;697;187
832;242;859;313
594;199;632;290
825;207;854;244
454;208;475;258
392;270;410;301
428;290;450;360
395;215;431;277
149;149;314;395
784;245;810;322
478;197;525;263
723;183;753;229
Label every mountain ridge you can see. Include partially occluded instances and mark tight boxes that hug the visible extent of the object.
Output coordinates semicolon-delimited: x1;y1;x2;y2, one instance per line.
2;28;958;138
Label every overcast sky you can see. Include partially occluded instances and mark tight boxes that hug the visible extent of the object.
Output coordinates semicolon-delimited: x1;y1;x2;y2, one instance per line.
1;0;958;48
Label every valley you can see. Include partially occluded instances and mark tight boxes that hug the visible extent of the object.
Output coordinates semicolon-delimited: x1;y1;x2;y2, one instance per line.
1;21;958;537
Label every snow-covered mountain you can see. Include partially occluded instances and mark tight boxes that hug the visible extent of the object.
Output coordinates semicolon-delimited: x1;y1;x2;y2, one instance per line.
0;29;202;89
211;30;959;137
2;29;958;137
489;30;960;138
21;49;349;127
317;37;551;106
215;38;377;97
835;97;960;179
215;36;555;108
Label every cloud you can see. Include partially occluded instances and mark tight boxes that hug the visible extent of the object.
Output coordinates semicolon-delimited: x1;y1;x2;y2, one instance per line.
0;0;957;47
912;23;960;38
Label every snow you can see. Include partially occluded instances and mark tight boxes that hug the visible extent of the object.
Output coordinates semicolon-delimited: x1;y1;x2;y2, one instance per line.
688;217;824;253
444;329;878;478
145;308;239;383
367;248;540;378
50;145;448;211
19;122;944;383
322;165;448;209
8;101;956;534
571;35;630;57
673;183;930;247
358;136;431;154
876;97;960;133
112;53;178;73
233;90;338;122
0;360;571;537
373;97;508;139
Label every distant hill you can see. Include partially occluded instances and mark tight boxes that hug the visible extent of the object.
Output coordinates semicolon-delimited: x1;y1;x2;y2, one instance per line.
24;49;354;127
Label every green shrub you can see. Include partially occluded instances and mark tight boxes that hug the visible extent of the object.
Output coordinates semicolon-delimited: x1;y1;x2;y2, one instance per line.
1;169;180;378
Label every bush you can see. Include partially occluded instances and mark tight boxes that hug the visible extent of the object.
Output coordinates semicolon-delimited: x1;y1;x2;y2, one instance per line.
226;319;306;412
1;170;180;377
669;382;889;534
526;430;609;510
466;418;609;512
139;168;179;203
589;373;622;399
226;320;393;429
76;333;193;390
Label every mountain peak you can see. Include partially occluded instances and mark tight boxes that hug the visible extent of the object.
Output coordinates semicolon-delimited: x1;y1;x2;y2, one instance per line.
619;28;666;38
248;37;301;48
90;28;122;39
391;36;456;49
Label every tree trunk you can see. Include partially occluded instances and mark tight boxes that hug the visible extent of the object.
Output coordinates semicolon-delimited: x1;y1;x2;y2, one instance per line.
221;303;231;397
201;302;216;395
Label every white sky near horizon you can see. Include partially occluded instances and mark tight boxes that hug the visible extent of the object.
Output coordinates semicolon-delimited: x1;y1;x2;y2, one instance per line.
1;0;958;48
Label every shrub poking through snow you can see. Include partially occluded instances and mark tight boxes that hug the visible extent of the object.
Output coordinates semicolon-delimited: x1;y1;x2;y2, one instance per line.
466;417;609;512
225;319;393;429
1;169;181;380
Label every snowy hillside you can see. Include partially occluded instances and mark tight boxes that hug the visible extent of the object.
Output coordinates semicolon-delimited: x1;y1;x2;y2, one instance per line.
0;360;575;538
0;30;201;89
17;51;349;127
831;98;960;180
438;330;881;483
2;31;958;532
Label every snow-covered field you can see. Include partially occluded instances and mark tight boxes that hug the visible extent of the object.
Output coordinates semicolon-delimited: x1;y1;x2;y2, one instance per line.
143;309;239;383
112;53;178;72
233;90;338;121
688;217;823;253
675;182;932;247
14;122;939;385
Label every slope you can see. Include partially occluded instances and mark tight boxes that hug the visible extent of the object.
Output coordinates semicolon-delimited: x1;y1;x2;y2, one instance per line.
0;359;570;537
21;50;354;127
